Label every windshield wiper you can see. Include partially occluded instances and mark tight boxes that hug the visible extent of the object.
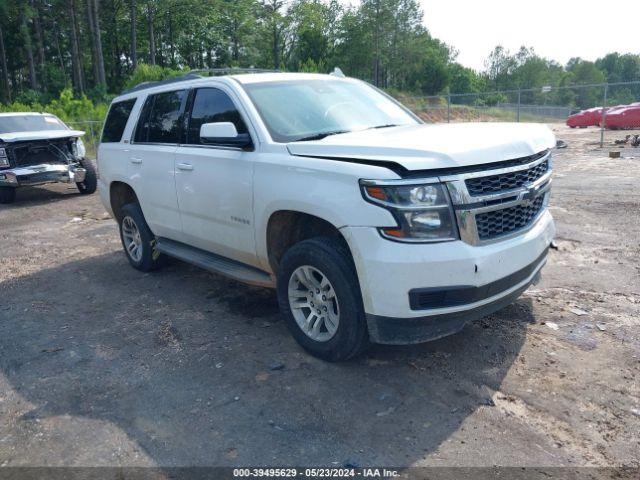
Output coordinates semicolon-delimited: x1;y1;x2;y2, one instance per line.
294;130;351;142
368;124;401;130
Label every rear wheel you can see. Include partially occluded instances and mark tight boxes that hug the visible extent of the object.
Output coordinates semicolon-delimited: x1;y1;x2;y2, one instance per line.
118;202;166;271
76;160;97;195
277;237;369;361
0;187;16;204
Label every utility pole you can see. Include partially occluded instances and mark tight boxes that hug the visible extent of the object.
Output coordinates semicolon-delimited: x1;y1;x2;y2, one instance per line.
600;84;608;148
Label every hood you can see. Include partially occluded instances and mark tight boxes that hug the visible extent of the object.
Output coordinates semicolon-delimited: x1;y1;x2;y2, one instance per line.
286;123;555;171
0;129;85;143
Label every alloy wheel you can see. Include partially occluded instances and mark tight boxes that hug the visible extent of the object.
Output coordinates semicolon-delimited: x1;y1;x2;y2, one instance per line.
288;265;340;342
122;216;143;263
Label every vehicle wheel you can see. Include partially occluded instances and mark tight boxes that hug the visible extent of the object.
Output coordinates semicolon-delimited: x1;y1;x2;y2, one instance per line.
0;186;16;204
569;126;576;129
277;236;369;362
76;159;97;194
118;202;166;271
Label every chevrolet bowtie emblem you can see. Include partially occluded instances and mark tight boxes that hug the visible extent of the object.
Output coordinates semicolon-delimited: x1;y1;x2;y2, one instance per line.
521;185;538;206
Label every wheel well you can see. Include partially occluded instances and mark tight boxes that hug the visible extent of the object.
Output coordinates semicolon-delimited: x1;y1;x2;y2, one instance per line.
110;182;138;221
266;211;348;273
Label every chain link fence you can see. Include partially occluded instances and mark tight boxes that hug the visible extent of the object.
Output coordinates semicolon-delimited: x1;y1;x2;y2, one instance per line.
400;81;640;148
64;81;640;159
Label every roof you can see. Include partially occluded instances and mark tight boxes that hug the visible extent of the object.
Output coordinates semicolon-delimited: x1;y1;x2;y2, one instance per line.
0;112;52;117
229;72;341;84
116;70;349;100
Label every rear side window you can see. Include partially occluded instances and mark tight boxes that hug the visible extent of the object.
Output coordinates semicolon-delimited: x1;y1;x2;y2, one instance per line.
134;90;187;144
187;88;248;145
102;99;136;143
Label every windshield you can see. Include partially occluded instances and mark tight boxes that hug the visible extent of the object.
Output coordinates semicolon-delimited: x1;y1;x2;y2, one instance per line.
243;79;419;142
0;115;68;134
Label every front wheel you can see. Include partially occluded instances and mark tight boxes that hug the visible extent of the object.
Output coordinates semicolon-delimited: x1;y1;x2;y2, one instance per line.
76;160;97;194
277;237;369;361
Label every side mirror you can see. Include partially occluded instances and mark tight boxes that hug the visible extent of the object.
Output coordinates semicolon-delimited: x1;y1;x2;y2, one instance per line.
200;122;252;148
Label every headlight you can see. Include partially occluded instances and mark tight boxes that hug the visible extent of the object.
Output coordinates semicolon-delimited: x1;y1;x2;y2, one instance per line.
361;180;459;242
0;148;8;168
74;138;86;158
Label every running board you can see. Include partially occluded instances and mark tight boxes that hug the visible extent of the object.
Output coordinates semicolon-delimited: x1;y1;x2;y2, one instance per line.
156;238;274;288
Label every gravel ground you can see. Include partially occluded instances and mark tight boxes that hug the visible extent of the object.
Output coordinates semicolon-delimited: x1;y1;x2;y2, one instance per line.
0;125;638;470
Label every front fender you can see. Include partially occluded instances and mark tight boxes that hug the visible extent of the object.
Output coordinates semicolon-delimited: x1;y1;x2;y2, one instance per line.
253;154;399;271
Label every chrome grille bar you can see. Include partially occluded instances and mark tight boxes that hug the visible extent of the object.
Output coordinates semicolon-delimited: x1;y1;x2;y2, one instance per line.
443;150;553;245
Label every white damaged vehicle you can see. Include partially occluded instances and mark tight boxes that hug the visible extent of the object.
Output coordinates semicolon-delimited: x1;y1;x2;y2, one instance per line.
98;71;555;361
0;112;96;204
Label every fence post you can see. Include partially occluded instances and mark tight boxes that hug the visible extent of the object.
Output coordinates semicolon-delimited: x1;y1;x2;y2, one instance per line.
517;90;521;122
447;94;451;123
600;84;608;148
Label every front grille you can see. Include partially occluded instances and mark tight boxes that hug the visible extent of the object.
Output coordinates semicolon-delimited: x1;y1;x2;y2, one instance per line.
465;159;549;196
476;196;545;240
8;141;71;169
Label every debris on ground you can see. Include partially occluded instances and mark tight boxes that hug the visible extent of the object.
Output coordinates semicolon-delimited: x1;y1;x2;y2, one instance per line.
544;321;560;330
41;347;64;353
556;140;568;149
612;135;640;148
569;307;588;316
609;151;621;158
155;322;182;347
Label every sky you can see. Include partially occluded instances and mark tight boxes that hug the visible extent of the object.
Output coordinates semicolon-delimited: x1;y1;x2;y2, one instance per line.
340;0;638;72
420;0;638;71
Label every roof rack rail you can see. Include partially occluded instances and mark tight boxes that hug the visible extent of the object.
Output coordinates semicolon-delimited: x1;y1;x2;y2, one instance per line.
121;73;203;95
187;67;280;76
121;67;279;95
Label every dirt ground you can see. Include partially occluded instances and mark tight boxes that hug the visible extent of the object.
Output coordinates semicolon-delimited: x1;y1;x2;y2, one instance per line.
0;125;639;471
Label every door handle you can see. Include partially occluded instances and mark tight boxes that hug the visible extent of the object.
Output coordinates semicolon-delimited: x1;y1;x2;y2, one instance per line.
130;157;143;164
177;163;194;171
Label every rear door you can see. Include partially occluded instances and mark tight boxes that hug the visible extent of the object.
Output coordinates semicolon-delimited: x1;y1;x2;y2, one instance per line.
174;86;258;267
128;89;187;240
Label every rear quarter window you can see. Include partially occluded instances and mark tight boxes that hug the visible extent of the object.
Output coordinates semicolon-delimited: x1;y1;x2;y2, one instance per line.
101;99;136;143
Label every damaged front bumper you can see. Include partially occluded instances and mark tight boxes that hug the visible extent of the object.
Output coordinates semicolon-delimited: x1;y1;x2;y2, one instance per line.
0;163;86;188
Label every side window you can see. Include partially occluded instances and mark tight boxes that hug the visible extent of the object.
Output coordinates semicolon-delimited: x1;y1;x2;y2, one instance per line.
133;95;153;143
187;88;248;145
102;99;136;143
134;89;187;144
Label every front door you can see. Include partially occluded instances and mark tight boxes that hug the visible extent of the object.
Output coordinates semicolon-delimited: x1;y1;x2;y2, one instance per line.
174;87;257;267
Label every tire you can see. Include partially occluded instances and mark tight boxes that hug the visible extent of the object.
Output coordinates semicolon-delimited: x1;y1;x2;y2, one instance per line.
277;236;369;361
0;186;16;204
76;159;97;195
118;202;166;272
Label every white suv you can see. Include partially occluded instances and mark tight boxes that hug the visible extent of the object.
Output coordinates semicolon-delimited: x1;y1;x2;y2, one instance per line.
97;71;555;361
